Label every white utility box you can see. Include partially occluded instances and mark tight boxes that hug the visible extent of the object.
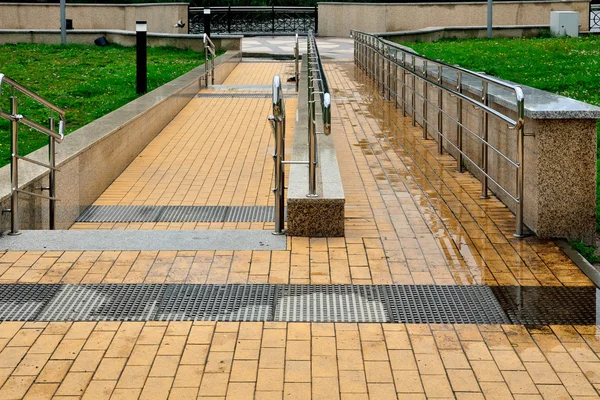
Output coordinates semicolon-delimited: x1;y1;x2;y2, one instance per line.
550;11;579;37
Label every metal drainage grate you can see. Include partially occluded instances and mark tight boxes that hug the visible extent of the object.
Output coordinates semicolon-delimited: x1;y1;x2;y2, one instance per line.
385;285;510;324
196;93;296;98
0;284;597;324
275;285;388;322
37;284;164;321
77;205;284;223
156;284;276;321
0;284;61;321
491;286;598;325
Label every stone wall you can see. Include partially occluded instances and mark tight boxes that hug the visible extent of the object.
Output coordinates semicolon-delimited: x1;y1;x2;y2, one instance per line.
0;2;189;34
319;1;591;37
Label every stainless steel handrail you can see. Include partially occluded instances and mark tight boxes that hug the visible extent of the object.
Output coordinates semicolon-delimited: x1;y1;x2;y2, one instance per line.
268;76;286;235
352;30;527;237
0;73;66;234
306;31;331;197
203;34;216;87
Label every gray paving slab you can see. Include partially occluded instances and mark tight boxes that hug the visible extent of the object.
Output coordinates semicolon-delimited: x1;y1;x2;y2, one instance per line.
0;230;286;251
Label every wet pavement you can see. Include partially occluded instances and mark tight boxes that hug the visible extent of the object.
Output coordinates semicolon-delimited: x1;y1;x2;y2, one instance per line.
0;46;598;399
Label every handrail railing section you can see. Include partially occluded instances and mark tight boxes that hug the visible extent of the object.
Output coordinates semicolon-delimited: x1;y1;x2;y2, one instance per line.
0;73;65;235
203;34;216;87
307;31;331;195
352;31;527;237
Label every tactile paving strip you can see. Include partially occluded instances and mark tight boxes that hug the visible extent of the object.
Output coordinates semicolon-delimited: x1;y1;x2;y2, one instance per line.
77;205;285;223
0;284;596;324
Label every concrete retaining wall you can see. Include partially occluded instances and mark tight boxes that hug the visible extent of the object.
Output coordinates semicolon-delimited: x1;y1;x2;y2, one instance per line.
0;30;242;52
0;50;241;232
319;1;591;37
0;2;189;34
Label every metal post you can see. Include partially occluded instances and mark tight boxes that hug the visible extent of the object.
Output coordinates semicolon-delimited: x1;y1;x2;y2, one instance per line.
401;52;406;117
136;21;147;95
272;6;275;34
411;55;416;127
270;76;285;235
437;65;443;154
49;117;56;230
457;71;463;173
227;6;232;34
314;6;318;34
60;0;67;45
422;60;428;139
481;81;489;199
386;47;391;100
204;8;211;37
295;34;299;92
514;96;525;237
487;0;493;38
10;97;19;235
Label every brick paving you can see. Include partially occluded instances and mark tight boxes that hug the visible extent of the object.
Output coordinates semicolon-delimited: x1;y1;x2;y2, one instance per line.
0;61;597;398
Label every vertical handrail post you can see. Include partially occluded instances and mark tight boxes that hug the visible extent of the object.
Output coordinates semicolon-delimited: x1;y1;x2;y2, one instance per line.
411;55;416;127
437;64;444;154
269;76;285;235
514;89;525;237
481;81;489;199
422;60;428;139
10;96;19;235
456;71;464;173
49;117;56;230
295;34;299;92
401;52;406;117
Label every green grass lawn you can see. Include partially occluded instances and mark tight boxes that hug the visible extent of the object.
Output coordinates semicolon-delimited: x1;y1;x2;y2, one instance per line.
0;43;208;166
402;35;600;250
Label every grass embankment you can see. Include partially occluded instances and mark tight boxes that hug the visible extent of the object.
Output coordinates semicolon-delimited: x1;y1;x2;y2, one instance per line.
0;43;208;166
402;36;600;259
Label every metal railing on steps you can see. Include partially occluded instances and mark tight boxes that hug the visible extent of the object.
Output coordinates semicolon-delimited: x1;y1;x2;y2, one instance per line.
203;34;216;87
0;74;65;235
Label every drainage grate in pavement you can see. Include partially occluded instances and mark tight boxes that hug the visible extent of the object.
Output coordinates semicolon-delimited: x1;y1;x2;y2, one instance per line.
385;285;511;324
196;93;296;98
491;286;598;325
157;284;276;321
0;284;597;324
77;205;285;223
0;284;61;321
37;284;164;321
275;285;388;322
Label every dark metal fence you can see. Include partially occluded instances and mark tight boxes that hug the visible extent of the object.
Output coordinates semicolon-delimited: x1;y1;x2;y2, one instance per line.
189;6;317;35
592;5;600;31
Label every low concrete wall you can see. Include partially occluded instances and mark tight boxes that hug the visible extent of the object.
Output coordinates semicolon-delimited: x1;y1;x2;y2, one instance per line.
366;38;600;242
0;2;189;34
0;30;242;52
287;57;345;237
0;50;241;232
377;25;549;43
319;1;590;37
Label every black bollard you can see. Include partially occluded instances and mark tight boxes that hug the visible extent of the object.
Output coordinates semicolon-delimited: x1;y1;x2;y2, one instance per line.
136;20;147;94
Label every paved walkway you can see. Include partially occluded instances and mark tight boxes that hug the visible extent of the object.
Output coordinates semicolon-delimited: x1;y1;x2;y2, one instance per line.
243;37;354;59
0;56;597;399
